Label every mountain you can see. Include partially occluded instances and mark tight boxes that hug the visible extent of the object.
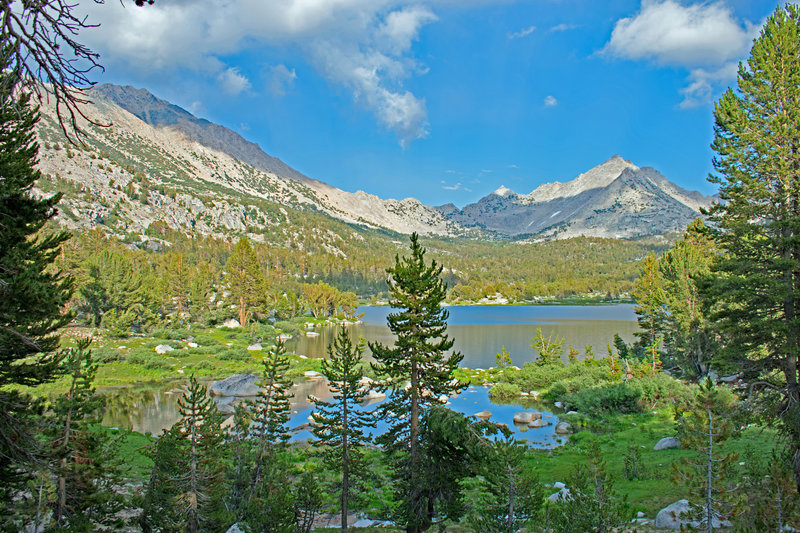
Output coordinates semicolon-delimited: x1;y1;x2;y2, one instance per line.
33;84;712;242
433;156;716;239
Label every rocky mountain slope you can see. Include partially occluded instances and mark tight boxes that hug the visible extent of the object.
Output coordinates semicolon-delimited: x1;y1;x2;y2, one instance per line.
33;84;713;242
433;156;716;239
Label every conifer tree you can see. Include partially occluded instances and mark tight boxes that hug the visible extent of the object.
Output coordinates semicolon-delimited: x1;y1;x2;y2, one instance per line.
369;233;464;533
632;252;666;349
0;53;72;516
225;238;264;326
703;4;800;489
50;338;122;531
310;328;374;532
673;379;740;532
530;327;565;366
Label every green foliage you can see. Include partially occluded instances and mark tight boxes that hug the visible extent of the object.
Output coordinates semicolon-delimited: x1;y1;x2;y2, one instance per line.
488;382;521;399
531;327;565;366
225;237;264;327
495;345;512;369
562;382;643;416
704;3;800;489
546;442;632;532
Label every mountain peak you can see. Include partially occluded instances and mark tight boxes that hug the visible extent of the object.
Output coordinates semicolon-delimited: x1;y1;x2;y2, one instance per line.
525;155;638;203
493;185;515;197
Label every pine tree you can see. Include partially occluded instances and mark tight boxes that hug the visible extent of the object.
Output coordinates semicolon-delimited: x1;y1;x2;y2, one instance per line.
530;327;565;366
310;328;375;532
672;379;740;532
0;54;73;517
495;345;512;369
369;233;464;533
632;252;666;349
225;238;264;327
703;4;800;489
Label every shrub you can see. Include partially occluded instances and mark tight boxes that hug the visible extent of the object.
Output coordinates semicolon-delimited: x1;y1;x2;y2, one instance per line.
563;382;643;416
632;373;694;409
217;348;249;361
489;382;521;399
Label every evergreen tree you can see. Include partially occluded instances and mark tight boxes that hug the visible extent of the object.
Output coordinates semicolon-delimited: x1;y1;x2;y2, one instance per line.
0;54;72;516
530;328;565;366
49;338;123;531
632;252;666;349
703;4;800;489
369;233;464;533
673;379;740;532
225;238;264;327
310;328;374;532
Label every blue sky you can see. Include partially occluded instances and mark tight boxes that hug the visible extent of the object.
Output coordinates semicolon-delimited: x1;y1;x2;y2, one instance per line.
80;0;780;207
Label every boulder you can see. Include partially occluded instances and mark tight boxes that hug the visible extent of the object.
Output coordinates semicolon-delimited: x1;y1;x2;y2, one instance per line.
187;341;199;348
555;421;573;434
529;391;540;400
720;373;740;383
654;437;681;451
209;373;259;397
513;412;541;424
278;334;292;341
360;390;386;402
223;318;241;329
553;482;566;489
566;410;578;415
473;410;492;420
247;343;262;351
528;419;550;428
655;499;732;530
547;487;571;503
554;401;563;408
305;331;320;337
304;370;322;379
216;398;236;415
226;524;246;533
154;344;174;354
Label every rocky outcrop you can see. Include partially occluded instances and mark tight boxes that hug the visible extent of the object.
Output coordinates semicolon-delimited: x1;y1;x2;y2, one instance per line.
654;437;681;450
209;374;260;397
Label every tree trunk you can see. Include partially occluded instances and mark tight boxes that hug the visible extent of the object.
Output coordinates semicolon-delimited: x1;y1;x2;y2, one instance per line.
56;376;77;526
408;356;420;533
707;406;713;533
342;398;349;533
239;295;247;327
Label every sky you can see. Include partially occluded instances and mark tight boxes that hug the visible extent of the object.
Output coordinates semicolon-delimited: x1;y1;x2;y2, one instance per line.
77;0;781;207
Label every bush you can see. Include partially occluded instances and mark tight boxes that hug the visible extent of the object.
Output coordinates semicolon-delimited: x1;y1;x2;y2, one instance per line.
488;382;521;399
217;348;249;361
563;382;643;416
632;374;694;409
192;334;221;346
548;373;606;402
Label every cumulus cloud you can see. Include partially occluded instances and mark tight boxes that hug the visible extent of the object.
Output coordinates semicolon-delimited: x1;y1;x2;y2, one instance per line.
217;67;252;96
78;0;445;146
508;25;536;39
603;1;759;107
544;95;558;107
268;64;297;97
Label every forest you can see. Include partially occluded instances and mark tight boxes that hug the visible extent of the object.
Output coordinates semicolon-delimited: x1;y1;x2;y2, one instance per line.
2;2;800;533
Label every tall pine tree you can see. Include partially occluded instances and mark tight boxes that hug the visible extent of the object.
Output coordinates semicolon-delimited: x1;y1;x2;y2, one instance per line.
704;4;800;489
369;233;464;532
310;328;374;532
0;52;72;516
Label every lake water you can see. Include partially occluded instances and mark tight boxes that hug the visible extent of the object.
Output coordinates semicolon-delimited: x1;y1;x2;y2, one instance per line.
102;304;638;445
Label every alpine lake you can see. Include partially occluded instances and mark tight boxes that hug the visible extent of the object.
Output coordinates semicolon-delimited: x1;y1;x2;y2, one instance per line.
100;304;639;447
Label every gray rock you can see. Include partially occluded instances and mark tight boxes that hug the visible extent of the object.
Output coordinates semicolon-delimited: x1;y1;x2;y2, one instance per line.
223;318;241;329
216;398;236;414
513;411;541;424
473;410;492;420
554;401;563;408
655;499;732;530
154;344;174;354
553;482;566;489
226;524;246;533
720;373;740;383
566;410;578;415
209;373;259;397
547;487;571;503
247;343;262;351
555;421;572;434
654;437;681;451
528;419;550;428
187;341;199;348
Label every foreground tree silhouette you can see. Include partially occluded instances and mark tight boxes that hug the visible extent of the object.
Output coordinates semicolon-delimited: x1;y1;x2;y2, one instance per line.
369;233;464;532
0;53;73;523
704;3;800;490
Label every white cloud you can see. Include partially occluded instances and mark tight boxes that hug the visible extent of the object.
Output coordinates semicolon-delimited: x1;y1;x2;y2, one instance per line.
550;23;576;32
442;181;471;192
217;67;252;96
544;95;558;107
78;0;448;146
603;1;760;107
187;101;205;116
269;64;297;96
508;25;536;39
604;1;754;67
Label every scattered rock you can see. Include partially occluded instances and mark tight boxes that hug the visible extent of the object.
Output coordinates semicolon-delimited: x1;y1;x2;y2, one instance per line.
209;373;259;397
216;398;236;415
529;391;540;400
637;512;645;518
292;422;312;432
247;343;262;351
154;344;174;354
187;341;199;348
720;374;740;383
655;499;731;530
654;437;681;451
221;417;235;430
554;401;563;409
553;482;566;489
304;370;322;378
513;412;542;424
278;333;292;341
223;318;241;329
547;487;571;503
226;524;246;533
566;410;578;415
555;421;573;434
528;419;550;428
305;331;320;337
473;410;492;420
361;390;386;402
